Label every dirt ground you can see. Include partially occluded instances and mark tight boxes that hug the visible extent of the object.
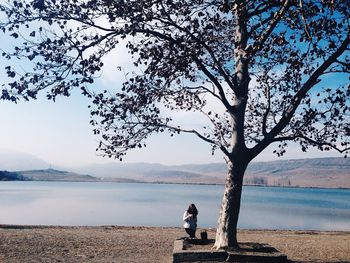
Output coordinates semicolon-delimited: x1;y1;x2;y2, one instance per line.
0;225;349;263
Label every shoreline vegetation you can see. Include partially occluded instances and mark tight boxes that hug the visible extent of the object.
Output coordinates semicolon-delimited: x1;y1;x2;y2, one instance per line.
0;225;349;263
1;177;350;190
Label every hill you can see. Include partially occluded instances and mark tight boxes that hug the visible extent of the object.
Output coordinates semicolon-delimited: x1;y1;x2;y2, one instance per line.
0;168;139;183
76;157;350;188
0;153;348;187
18;168;99;182
0;168;100;182
0;171;27;181
245;157;350;188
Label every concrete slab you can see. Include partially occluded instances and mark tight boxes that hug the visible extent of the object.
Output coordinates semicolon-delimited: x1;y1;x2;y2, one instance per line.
173;238;288;262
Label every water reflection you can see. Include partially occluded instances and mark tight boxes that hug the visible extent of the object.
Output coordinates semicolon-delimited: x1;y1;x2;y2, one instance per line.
0;182;349;230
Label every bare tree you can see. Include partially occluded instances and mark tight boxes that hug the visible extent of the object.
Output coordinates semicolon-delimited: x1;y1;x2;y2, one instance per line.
1;0;349;248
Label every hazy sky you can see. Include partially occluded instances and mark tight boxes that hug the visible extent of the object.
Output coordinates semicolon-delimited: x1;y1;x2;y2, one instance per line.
0;42;228;167
0;15;344;168
0;75;341;168
0;90;228;167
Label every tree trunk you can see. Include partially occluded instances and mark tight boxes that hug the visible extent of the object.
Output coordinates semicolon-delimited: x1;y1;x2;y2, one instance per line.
214;158;248;249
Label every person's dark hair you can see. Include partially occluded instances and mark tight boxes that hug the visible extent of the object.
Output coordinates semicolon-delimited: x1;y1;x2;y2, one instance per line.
187;204;198;217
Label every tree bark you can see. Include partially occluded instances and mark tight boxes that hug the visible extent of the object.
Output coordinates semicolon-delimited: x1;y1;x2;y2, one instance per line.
213;1;251;249
214;158;248;249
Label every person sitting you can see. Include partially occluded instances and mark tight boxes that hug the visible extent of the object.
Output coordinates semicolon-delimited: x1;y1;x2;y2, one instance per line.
183;203;198;238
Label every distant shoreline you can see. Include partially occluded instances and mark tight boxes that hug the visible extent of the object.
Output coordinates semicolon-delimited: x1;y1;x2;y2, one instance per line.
2;157;349;188
2;179;350;190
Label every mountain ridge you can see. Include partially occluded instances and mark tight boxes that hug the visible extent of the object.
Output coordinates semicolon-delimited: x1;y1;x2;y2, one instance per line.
0;153;348;188
72;157;349;188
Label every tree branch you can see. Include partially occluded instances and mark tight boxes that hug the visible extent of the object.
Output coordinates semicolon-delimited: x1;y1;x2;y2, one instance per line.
248;1;281;18
157;2;233;83
273;134;350;154
250;33;350;159
335;59;350;69
247;0;291;57
164;124;231;158
262;83;271;137
134;27;234;114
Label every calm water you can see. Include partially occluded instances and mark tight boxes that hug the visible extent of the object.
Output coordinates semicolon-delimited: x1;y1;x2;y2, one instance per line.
0;181;349;230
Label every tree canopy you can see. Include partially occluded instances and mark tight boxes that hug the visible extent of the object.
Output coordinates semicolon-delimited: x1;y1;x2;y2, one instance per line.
1;0;349;161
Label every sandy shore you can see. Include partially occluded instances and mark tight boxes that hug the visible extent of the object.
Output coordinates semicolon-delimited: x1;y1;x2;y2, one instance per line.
0;225;349;263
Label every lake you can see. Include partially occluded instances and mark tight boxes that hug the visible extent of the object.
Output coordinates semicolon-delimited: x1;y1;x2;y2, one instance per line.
0;181;349;230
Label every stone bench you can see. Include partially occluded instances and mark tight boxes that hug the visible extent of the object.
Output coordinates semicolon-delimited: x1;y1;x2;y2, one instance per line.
173;238;288;262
